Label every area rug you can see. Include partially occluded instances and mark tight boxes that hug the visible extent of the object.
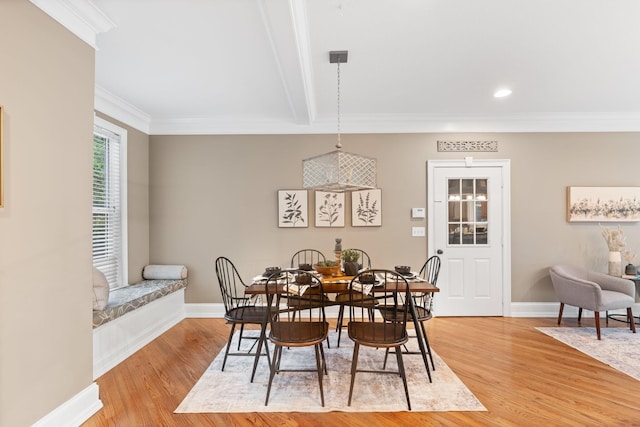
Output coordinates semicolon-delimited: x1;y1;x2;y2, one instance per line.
536;327;640;381
176;330;485;413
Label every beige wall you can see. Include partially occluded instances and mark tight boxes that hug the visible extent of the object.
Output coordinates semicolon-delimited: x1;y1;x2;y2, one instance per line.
96;113;150;283
0;2;95;425
149;132;640;305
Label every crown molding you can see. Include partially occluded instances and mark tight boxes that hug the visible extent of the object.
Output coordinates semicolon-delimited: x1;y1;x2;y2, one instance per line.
149;112;640;135
30;0;115;49
94;86;151;134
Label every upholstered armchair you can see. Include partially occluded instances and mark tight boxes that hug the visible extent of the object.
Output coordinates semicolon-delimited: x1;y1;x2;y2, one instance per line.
549;264;636;339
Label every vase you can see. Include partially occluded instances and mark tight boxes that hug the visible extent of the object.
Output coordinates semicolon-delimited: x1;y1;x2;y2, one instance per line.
344;261;360;276
625;263;637;276
608;251;622;277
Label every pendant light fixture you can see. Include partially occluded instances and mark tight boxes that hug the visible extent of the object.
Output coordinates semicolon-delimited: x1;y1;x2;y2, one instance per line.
303;50;377;192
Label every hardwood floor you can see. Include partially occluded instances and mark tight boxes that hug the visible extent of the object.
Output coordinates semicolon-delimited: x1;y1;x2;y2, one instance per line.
83;317;640;426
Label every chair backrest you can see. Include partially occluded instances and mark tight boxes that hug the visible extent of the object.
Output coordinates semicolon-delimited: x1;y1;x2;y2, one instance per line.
348;269;410;331
290;249;326;268
419;255;441;285
215;256;249;312
343;248;372;269
265;270;326;328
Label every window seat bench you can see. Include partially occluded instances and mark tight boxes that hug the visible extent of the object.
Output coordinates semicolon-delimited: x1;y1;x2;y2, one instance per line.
93;267;188;379
92;278;187;328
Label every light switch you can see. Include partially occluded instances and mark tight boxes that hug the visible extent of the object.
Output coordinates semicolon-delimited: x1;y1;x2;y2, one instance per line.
412;207;425;218
412;227;425;237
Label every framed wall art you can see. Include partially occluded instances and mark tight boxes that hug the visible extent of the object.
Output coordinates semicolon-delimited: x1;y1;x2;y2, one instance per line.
315;191;344;227
277;190;308;227
351;188;382;226
567;186;640;222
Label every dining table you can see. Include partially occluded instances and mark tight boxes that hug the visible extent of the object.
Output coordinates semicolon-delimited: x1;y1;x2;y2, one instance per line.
246;270;440;381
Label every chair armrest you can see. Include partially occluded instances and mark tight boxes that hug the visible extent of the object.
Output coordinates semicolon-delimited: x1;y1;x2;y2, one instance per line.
550;268;601;309
587;271;635;298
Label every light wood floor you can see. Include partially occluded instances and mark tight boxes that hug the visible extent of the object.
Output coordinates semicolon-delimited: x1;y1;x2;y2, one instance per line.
83;316;640;426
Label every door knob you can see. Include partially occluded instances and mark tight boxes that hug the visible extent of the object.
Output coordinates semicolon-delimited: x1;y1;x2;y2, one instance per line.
437;249;443;254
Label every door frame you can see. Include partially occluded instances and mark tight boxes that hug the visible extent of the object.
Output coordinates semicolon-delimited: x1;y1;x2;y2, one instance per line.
427;158;512;317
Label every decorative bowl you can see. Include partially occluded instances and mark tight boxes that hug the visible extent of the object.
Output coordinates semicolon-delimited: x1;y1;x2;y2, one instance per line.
395;265;411;275
313;264;341;276
359;272;377;284
295;273;313;285
264;267;281;277
298;263;313;271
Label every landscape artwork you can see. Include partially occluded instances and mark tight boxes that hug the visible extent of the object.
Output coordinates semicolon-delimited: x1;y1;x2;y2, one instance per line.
567;186;640;222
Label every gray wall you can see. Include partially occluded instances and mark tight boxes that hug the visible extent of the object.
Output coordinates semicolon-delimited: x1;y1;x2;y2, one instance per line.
149;132;640;305
0;2;95;425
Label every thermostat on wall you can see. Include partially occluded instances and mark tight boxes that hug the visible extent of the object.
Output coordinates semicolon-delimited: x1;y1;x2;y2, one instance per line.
412;208;425;218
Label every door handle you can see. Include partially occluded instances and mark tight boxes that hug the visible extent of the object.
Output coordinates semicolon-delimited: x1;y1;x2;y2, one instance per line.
437;249;443;254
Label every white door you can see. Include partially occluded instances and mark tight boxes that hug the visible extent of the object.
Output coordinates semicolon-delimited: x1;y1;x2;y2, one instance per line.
427;160;511;316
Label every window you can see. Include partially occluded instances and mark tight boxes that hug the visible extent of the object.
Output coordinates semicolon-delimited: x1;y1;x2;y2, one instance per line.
93;117;127;289
447;178;488;245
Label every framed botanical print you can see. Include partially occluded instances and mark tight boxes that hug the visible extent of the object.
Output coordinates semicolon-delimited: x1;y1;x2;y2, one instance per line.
315;191;345;227
352;188;382;226
278;190;308;227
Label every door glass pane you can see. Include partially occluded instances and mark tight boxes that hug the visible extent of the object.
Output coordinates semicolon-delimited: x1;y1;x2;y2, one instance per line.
447;178;489;246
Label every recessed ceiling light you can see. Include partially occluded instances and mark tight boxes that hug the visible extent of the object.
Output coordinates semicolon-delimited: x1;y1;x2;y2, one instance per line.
494;89;512;98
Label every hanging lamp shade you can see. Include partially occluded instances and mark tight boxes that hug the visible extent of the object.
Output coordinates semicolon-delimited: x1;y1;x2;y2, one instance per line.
302;50;377;192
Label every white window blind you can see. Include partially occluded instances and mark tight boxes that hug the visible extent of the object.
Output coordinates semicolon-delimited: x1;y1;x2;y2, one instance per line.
93;118;127;289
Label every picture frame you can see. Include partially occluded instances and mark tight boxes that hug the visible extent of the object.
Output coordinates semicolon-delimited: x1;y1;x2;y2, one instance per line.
567;186;640;222
277;190;308;227
351;188;382;226
0;106;3;208
315;191;345;227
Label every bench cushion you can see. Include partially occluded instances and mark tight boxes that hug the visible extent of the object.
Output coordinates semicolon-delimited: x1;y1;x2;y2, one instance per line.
93;278;187;328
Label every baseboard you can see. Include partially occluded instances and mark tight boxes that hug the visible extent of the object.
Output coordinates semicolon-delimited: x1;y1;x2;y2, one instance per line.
32;383;102;427
509;301;640;318
93;289;186;379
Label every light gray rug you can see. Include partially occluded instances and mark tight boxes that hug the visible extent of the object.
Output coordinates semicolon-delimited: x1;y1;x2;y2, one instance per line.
537;327;640;381
176;330;485;413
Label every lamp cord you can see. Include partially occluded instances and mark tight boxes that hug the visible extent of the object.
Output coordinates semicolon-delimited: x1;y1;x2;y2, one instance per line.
336;60;342;150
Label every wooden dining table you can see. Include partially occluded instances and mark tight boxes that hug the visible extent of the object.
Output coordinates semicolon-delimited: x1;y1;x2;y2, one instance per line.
246;271;440;381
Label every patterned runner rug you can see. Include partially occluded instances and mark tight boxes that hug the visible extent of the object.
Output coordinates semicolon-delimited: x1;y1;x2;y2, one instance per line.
537;327;640;381
176;330;485;413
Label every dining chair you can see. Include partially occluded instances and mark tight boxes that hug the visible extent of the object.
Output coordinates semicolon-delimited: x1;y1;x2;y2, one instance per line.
264;270;330;407
379;255;440;376
290;249;326;268
215;256;271;382
335;248;373;347
346;269;412;410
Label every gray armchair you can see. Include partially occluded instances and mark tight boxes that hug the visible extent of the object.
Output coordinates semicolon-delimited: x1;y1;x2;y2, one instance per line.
549;264;636;339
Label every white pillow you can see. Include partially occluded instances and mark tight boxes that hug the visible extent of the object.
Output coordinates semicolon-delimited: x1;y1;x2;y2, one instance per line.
92;267;110;311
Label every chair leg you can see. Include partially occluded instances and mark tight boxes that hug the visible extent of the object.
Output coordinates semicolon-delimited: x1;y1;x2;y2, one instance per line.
314;344;325;407
578;307;583;323
265;345;282;406
419;320;435;373
319;339;328;375
594;311;601;340
348;343;360;406
394;345;411;411
250;321;271;383
557;303;564;325
238;323;245;350
628;307;637;333
382;348;390;370
221;323;237;371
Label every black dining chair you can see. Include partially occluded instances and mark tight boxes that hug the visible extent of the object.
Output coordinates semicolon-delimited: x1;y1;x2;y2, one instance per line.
290;249;326;269
215;256;271;382
264;270;330;407
379;255;441;374
289;249;332;347
346;269;412;410
335;248;372;347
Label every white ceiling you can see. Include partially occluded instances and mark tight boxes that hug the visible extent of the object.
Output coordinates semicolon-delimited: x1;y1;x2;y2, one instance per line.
36;0;640;134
